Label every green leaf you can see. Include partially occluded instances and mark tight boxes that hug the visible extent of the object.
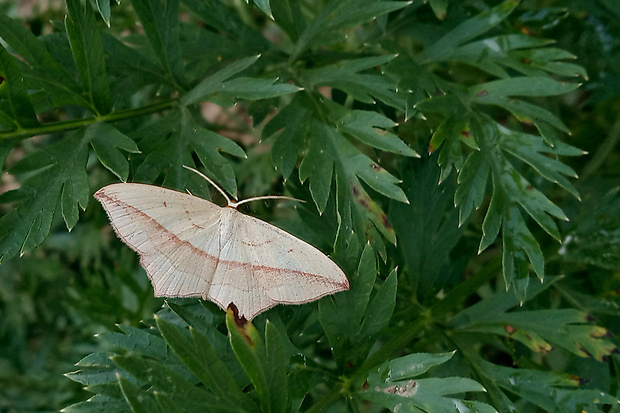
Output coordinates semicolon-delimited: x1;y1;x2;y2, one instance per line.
0;13;88;110
88;123;141;182
500;126;582;198
418;0;520;64
470;77;581;99
118;374;163;413
95;0;112;26
98;324;168;358
112;355;224;411
155;315;258;412
362;352;493;413
101;32;170;87
226;309;289;413
252;0;273;18
65;352;119;387
305;55;403;109
298;126;334;212
0;45;39;130
429;115;473;182
334;107;419;157
65;0;112;114
319;245;390;369
0;130;90;262
290;0;408;62
478;360;619;413
390;158;466;299
429;0;448;20
181;55;260;105
184;117;246;196
461;309;617;361
61;395;129;412
218;77;301;101
130;108;245;196
131;0;187;89
454;150;489;226
263;97;309;179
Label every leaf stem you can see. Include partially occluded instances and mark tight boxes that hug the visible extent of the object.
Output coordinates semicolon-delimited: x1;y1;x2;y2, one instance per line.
0;98;178;141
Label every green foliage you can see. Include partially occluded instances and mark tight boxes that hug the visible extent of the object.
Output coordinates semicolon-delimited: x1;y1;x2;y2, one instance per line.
0;0;619;412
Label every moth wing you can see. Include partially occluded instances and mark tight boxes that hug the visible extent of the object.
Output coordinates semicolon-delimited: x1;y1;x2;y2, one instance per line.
206;211;349;320
94;183;224;298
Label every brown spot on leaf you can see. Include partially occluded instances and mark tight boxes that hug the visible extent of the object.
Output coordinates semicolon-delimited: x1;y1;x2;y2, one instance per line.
577;345;593;358
371;164;383;171
381;214;392;230
476;90;488;97
229;303;250;333
461;130;471;138
377;380;417;397
346;362;354;369
504;324;516;335
522;58;531;64
361;380;369;391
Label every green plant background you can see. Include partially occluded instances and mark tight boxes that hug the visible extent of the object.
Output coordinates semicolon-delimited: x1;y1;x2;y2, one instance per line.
0;0;619;411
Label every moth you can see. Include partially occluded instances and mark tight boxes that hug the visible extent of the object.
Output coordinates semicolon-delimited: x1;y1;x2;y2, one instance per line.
94;166;349;320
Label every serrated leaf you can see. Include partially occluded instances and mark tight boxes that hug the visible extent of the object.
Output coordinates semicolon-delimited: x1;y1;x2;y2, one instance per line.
429;115;472;181
98;324;168;358
60;394;129;413
226;309;289;413
336;109;418;157
181;55;260;105
478;360;619;412
154;316;258;412
88;123;141;182
183;0;272;54
500;126;581;198
290;0;408;61
298;128;335;212
131;0;187;89
390;158;466;299
185;118;246;196
65;0;112;114
264;98;309;178
112;355;222;411
0;130;89;262
470;77;580;99
359;268;397;340
418;0;520;64
463;309;617;361
319;245;381;368
0;45;39;130
305;55;403;109
218;77;301;100
101;32;170;87
118;375;163;413
0;14;88;110
455;150;490;226
362;367;493;413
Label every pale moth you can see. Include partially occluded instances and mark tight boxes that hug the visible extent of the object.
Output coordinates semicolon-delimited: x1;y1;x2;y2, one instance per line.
94;166;349;320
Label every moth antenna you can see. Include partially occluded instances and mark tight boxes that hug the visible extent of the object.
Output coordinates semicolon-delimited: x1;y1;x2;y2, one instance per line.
183;165;232;205
232;195;305;209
